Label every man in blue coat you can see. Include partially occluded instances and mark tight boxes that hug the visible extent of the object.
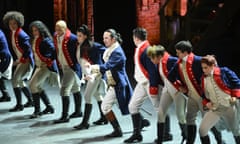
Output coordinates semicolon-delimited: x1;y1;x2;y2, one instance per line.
53;20;83;123
90;28;133;138
168;40;224;144
3;11;34;111
124;27;172;143
0;29;13;102
200;55;240;144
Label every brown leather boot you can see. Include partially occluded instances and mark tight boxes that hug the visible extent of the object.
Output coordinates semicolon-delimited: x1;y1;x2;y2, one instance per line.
104;110;122;138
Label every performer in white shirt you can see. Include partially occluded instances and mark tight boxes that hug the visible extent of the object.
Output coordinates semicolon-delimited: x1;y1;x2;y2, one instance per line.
53;20;82;124
147;45;187;144
3;11;34;112
199;55;240;144
89;29;133;138
168;41;224;144
28;20;59;118
73;24;107;130
124;28;172;143
0;29;13;102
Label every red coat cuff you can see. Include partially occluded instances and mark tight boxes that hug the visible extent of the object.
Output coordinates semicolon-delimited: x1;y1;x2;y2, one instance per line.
149;86;158;95
202;99;209;106
173;80;182;90
231;89;240;98
46;59;53;67
19;57;28;63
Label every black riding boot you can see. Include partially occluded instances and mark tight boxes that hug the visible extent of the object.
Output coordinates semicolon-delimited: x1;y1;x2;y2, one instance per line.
93;101;108;125
9;87;24;112
124;113;143;143
154;115;173;143
179;123;187;144
154;123;165;144
163;115;173;141
70;92;82;118
30;93;41;119
234;136;240;144
40;91;54;114
74;104;92;130
0;78;11;102
186;125;197;144
21;87;33;107
200;135;210;144
211;127;225;144
140;113;150;130
54;96;70;123
104;110;122;138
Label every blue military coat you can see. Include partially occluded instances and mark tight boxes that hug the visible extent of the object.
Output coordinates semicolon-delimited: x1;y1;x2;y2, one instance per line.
99;45;133;115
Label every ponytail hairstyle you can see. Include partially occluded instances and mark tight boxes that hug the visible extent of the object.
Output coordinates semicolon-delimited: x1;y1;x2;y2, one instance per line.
77;24;92;41
77;24;94;57
104;28;123;45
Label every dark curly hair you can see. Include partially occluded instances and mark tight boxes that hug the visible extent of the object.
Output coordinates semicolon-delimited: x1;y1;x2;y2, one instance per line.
3;11;24;28
28;20;53;42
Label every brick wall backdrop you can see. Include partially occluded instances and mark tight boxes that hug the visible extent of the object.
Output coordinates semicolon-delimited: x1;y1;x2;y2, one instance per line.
54;0;67;23
136;0;161;45
86;0;161;44
54;0;162;45
87;0;94;36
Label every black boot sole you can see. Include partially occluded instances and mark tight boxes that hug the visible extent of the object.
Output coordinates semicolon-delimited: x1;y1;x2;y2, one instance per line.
9;105;24;112
124;135;143;143
41;107;54;115
54;118;70;124
73;123;90;130
104;131;123;138
0;97;11;102
93;119;108;125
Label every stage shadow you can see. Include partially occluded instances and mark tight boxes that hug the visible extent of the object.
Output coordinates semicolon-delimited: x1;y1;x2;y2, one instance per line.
0;109;10;114
68;135;106;144
39;127;77;137
0;114;32;123
57;132;154;144
29;120;55;127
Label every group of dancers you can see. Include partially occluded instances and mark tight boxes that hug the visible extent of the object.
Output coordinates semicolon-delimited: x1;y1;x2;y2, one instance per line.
0;10;240;144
